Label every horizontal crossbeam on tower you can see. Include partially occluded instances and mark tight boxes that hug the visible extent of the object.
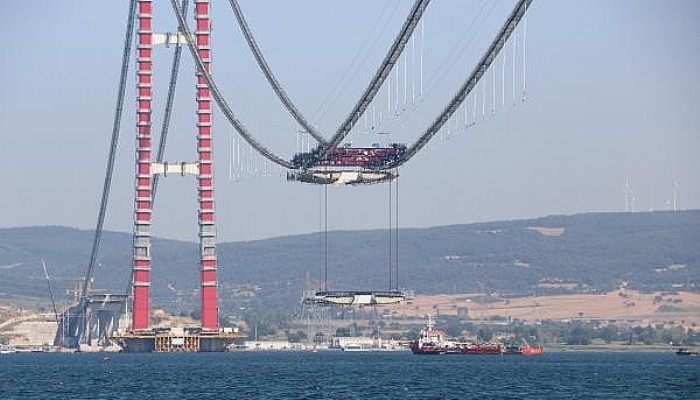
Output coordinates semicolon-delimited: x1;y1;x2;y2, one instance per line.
150;161;199;176
152;32;191;46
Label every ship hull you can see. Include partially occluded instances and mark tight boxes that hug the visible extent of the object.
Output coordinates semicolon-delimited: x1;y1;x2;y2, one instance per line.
411;342;505;355
411;342;543;356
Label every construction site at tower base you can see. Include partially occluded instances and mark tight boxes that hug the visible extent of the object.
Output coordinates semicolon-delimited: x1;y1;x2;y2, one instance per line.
111;328;239;352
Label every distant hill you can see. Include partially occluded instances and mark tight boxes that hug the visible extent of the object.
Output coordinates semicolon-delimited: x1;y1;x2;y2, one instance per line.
0;211;698;316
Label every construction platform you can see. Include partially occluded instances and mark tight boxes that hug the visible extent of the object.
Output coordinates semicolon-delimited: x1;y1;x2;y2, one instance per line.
111;327;240;353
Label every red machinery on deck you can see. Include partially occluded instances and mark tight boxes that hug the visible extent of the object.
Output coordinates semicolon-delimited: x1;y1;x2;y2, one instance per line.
292;143;407;170
315;145;407;168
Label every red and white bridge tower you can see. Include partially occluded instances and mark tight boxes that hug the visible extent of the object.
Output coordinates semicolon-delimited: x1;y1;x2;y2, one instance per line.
131;0;218;332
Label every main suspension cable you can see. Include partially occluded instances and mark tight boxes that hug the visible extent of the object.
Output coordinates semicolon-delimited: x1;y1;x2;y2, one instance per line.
229;0;328;145
313;0;400;125
383;0;533;169
168;0;294;169
84;0;138;299
321;0;431;159
380;0;493;137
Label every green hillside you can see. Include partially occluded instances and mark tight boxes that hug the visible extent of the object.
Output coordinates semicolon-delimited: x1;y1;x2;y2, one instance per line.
0;211;698;316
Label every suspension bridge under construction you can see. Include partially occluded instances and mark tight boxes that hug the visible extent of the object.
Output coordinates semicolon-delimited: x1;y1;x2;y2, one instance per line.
54;0;533;352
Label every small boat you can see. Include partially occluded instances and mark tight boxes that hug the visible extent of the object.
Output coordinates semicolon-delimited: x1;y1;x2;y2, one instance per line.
341;342;405;352
342;343;371;352
675;347;699;356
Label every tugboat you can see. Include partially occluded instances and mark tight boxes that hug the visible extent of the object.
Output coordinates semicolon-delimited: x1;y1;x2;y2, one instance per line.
410;316;452;355
504;341;544;355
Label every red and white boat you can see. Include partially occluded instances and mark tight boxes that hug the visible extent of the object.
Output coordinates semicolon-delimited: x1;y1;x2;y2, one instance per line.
410;316;453;355
410;317;543;356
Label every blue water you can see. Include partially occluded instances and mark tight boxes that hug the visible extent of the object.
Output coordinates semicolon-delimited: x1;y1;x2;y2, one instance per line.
0;351;697;399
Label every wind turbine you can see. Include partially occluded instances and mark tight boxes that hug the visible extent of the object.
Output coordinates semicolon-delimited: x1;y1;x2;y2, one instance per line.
672;180;680;211
623;178;635;213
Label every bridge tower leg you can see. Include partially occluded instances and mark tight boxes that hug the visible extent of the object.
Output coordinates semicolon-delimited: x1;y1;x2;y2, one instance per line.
129;0;218;333
195;0;219;331
131;0;154;331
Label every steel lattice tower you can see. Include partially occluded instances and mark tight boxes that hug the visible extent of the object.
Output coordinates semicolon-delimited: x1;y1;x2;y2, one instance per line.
131;0;218;332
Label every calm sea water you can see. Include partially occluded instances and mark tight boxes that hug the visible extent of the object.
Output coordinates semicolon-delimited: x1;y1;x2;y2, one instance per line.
0;351;697;399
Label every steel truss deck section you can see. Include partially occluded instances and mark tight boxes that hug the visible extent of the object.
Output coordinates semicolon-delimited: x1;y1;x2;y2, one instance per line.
287;169;397;186
303;290;406;307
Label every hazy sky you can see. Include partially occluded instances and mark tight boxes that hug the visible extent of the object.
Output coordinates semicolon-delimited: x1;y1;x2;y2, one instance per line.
1;1;698;242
